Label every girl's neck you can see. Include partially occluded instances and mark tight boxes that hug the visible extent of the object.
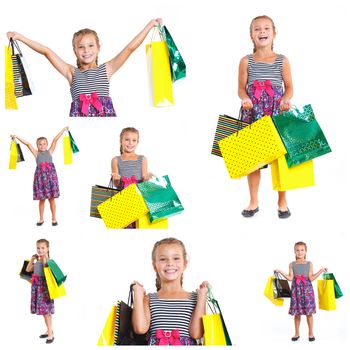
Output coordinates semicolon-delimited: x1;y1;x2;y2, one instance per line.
79;62;98;71
158;280;185;294
121;152;138;160
253;47;276;61
296;258;306;263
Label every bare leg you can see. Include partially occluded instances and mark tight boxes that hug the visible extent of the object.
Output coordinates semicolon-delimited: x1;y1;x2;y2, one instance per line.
38;200;45;223
49;198;57;223
306;315;314;337
43;314;53;339
294;315;301;337
246;170;260;210
278;191;288;211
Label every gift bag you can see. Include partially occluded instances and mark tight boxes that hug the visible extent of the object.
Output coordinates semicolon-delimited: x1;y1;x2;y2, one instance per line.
272;105;331;167
159;25;186;82
272;272;291;298
68;131;79;153
97;305;117;346
47;259;67;286
137;175;184;222
264;276;284;306
10;39;32;97
318;279;336;311
322;273;343;299
16;143;25;162
19;260;32;282
44;266;67;299
63;135;73;164
5;45;18;109
202;288;232;345
219;116;286;178
211;113;249;157
90;179;119;218
135;214;168;229
270;156;315;191
146;28;174;107
9;140;18;169
97;184;148;228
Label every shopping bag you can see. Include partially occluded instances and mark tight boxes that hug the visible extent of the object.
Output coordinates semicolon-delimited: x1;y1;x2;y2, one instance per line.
90;179;120;218
322;273;343;299
146;28;174;107
270;156;315;191
68;131;79;153
211;114;249;157
47;259;67;286
44;266;67;299
159;25;186;82
136;175;184;222
97;184;148;228
10;39;32;98
63;135;73;164
135;213;168;229
97;305;117;346
16;143;25;162
318;279;336;310
272;272;291;298
272;105;331;167
219;116;286;178
5;45;18;109
19;260;32;282
264;276;284;306
9;140;18;169
203;288;232;345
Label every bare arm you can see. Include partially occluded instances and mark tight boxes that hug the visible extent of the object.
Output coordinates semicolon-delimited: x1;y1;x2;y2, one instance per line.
7;32;74;83
49;126;68;154
309;262;327;282
189;282;208;339
26;254;38;272
238;56;253;109
280;56;293;110
141;156;153;182
132;283;150;334
111;157;121;187
275;263;294;281
105;19;161;79
11;135;37;158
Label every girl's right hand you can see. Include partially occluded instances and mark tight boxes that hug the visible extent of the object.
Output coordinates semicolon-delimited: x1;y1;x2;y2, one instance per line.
241;98;253;110
7;31;20;40
10;134;16;139
111;172;121;181
31;254;38;261
132;281;146;296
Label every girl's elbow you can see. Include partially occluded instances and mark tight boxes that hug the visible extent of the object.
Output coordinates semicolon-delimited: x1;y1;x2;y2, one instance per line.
133;324;149;335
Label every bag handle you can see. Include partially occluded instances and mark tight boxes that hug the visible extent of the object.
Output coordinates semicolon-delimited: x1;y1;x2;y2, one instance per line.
206;286;219;314
9;38;23;57
128;283;136;307
149;24;164;45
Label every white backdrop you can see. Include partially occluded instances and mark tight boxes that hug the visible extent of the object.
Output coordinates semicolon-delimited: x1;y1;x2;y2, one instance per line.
1;0;349;349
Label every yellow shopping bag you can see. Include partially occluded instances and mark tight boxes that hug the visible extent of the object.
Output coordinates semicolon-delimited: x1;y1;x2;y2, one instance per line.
63;135;73;164
271;156;315;191
203;313;227;345
44;266;66;299
5;45;18;109
146;38;174;107
97;184;149;229
9;140;18;169
264;276;284;306
318;279;336;311
97;305;117;346
219;116;286;179
135;214;168;229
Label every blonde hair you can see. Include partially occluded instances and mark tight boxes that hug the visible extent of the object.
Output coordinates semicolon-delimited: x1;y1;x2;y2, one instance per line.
151;238;188;291
250;15;276;53
294;241;307;260
72;28;100;68
119;127;139;155
36;137;48;147
36;238;50;258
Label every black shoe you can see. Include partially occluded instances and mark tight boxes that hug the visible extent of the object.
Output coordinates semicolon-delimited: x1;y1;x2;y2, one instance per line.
241;207;259;217
36;221;44;226
46;337;54;344
291;336;300;341
52;222;58;226
309;336;315;342
39;334;48;339
278;208;291;219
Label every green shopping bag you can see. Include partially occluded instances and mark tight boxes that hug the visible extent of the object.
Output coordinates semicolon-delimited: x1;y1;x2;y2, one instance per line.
68;131;79;153
322;273;343;299
47;259;67;286
272;104;331;167
137;175;184;222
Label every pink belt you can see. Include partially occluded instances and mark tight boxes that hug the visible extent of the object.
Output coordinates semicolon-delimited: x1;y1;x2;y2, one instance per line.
79;92;102;116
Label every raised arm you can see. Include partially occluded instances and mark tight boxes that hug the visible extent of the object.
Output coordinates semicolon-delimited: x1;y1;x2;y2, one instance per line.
309;262;327;282
105;19;162;79
238;56;253;109
6;32;74;83
275;263;294;281
11;135;37;158
280;56;293;110
132;282;150;334
49;127;68;154
111;157;121;187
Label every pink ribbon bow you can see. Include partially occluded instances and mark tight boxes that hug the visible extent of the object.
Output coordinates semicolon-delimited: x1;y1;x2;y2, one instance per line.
295;274;307;285
79;92;102;116
253;80;275;99
122;176;137;188
40;161;51;171
156;329;182;346
31;273;39;285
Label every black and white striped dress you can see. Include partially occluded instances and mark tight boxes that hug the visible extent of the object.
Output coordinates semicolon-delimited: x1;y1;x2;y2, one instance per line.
69;63;116;117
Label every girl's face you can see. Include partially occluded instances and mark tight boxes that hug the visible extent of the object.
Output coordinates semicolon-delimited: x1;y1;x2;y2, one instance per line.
295;244;307;260
36;242;49;258
153;244;187;284
250;18;275;50
74;33;100;67
37;139;48;152
120;132;139;154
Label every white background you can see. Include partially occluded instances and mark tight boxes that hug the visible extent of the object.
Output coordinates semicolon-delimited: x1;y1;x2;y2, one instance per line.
1;0;349;349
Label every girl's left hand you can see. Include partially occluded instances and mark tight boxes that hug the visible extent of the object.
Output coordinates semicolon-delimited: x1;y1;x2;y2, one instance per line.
152;18;163;27
280;99;291;111
197;281;211;300
143;172;154;181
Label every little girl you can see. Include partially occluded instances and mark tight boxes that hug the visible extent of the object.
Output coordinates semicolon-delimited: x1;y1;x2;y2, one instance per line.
132;238;209;345
238;15;293;218
11;127;67;225
275;241;327;342
7;18;161;117
26;239;55;343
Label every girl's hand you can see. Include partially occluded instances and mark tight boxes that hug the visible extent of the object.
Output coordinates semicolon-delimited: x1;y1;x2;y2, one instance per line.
143;172;154;181
10;134;16;140
31;254;38;262
7;31;20;40
274;269;280;274
197;281;211;301
150;18;163;27
241;98;253;110
132;281;146;296
280;99;291;111
322;267;328;273
64;126;69;131
111;172;121;181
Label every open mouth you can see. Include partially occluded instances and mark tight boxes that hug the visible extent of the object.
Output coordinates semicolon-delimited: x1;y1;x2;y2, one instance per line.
259;36;268;42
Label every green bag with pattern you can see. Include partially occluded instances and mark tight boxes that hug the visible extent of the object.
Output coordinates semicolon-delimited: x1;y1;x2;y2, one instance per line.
323;273;343;299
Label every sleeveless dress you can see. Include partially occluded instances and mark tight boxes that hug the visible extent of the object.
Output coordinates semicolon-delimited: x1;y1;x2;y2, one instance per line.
289;261;316;316
69;63;116;117
31;261;55;315
33;150;60;200
148;292;198;345
241;54;285;124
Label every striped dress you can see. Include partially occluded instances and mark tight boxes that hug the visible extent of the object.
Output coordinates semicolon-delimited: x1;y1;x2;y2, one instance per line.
69;63;116;117
241;54;285;123
148;292;198;345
